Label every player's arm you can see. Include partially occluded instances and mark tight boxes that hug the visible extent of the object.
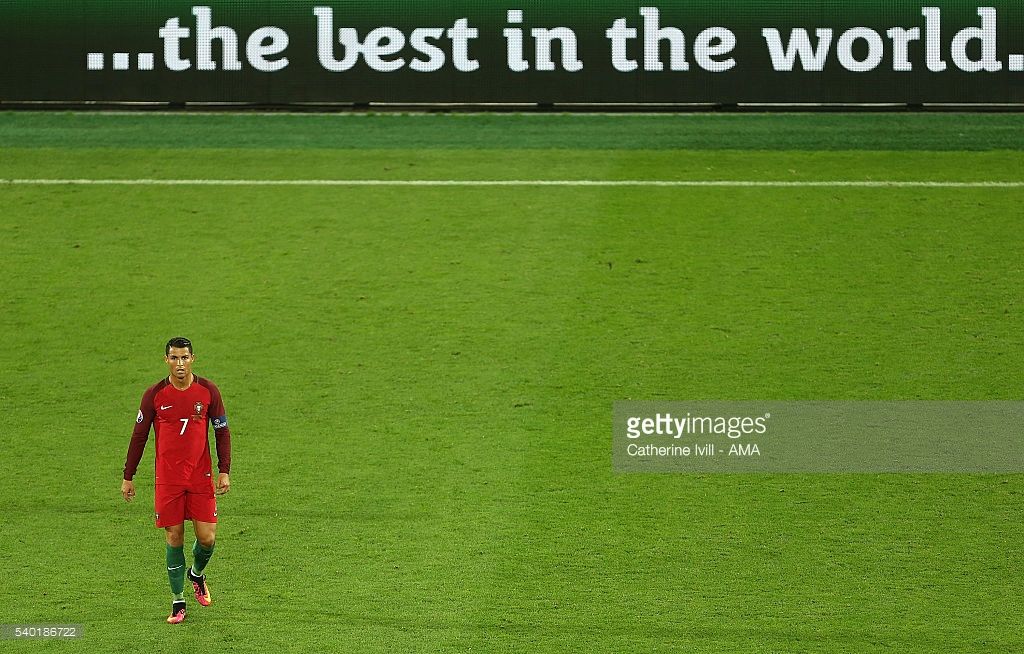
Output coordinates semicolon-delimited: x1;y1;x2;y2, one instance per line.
122;387;156;501
207;381;232;495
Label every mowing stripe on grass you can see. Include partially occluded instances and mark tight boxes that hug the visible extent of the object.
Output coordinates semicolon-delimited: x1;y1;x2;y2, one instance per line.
2;178;1023;188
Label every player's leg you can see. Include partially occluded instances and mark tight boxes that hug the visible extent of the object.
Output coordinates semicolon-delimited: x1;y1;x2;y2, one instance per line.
163;524;187;623
185;483;218;606
156;486;188;624
193;520;217;564
164;523;185;546
191;521;217;573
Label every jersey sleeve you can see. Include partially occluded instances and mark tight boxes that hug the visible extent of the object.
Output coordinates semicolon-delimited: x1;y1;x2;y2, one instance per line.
206;380;232;474
123;385;157;481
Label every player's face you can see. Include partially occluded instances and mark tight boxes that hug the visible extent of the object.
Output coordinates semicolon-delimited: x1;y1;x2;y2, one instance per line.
165;347;194;382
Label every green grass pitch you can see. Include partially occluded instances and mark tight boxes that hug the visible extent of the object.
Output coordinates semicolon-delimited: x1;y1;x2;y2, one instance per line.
0;112;1022;652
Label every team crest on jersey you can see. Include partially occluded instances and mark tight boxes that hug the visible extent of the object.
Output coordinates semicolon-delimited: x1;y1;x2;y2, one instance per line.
193;402;204;418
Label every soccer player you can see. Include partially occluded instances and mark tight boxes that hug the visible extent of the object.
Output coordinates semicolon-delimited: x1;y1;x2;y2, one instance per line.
121;337;232;624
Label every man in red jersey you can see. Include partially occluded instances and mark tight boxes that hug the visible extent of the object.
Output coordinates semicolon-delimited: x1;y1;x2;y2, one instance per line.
121;337;232;624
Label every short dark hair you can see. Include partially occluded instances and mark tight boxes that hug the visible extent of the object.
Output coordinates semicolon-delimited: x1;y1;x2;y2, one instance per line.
165;337;193;355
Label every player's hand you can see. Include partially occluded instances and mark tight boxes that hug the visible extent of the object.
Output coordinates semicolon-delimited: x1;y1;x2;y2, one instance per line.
121;479;135;502
216;473;230;496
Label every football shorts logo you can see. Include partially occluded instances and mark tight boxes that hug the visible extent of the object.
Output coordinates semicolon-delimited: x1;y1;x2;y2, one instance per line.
136;410;144;424
212;416;229;430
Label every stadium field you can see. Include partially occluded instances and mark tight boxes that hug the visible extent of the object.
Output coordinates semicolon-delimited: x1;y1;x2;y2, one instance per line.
1;112;1022;652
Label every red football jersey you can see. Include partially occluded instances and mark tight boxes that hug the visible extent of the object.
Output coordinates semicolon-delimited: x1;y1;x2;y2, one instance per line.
123;376;231;485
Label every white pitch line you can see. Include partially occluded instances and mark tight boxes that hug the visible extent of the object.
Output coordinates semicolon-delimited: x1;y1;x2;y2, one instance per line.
1;178;1022;188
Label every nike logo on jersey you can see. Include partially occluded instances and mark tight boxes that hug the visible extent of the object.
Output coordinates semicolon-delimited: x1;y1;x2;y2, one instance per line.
160;405;173;410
